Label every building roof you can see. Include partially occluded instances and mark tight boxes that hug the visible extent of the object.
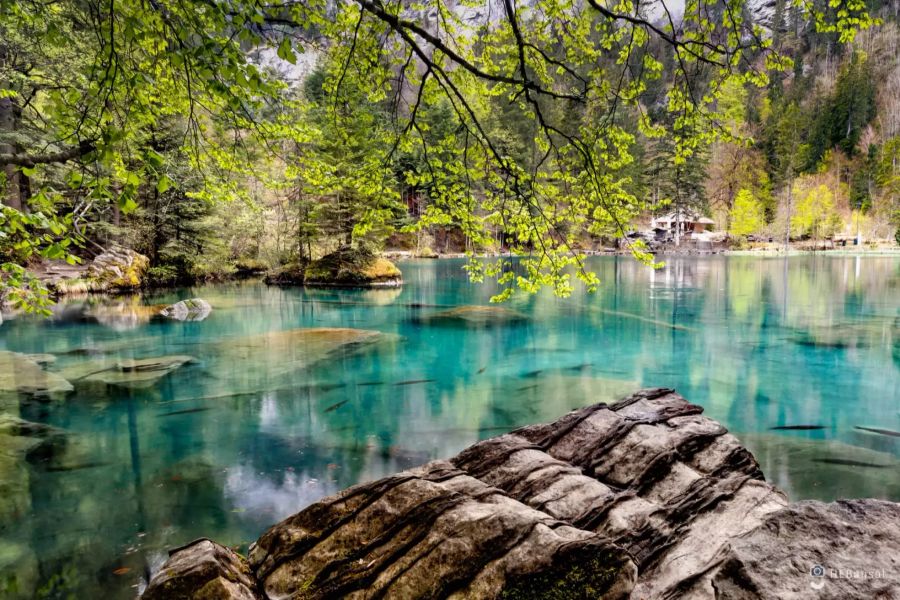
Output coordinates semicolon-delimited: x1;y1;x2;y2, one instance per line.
651;211;715;226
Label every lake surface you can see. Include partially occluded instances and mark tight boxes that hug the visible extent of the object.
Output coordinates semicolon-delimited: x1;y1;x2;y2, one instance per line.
1;255;898;598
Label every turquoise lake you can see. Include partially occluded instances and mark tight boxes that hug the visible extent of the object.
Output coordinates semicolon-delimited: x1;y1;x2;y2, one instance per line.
1;255;898;598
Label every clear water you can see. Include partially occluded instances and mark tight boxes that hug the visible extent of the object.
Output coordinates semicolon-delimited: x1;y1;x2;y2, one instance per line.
0;255;898;598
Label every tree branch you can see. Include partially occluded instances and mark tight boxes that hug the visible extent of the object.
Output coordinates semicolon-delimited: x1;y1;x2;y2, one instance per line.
0;140;97;168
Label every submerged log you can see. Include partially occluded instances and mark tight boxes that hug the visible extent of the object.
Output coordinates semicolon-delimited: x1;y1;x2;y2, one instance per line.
142;389;899;600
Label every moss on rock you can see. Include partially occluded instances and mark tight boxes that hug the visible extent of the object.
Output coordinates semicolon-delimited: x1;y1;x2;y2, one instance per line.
303;249;402;288
88;248;150;289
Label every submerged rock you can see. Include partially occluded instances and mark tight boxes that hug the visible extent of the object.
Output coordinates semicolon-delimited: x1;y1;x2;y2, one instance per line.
142;389;899;599
0;414;67;463
0;351;73;396
58;355;195;389
142;539;261;600
22;353;56;366
416;305;528;326
213;327;394;380
160;298;212;322
303;249;402;288
0;415;67;526
737;433;900;501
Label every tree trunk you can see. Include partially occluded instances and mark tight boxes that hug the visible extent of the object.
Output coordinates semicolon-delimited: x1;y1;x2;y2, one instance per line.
783;176;793;251
0;95;24;211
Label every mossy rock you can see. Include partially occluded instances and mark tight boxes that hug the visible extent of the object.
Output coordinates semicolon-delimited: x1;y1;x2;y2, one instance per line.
87;248;150;289
234;258;269;276
415;247;439;259
304;250;402;288
50;277;102;295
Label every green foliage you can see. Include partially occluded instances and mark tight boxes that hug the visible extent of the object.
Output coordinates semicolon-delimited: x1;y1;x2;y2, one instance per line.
729;189;765;237
791;182;842;239
146;265;181;288
807;52;877;165
0;263;53;314
0;0;886;309
284;65;403;256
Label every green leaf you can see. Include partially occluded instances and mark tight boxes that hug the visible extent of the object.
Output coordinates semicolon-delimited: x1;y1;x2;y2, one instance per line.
156;176;173;194
67;171;84;188
121;197;138;213
277;39;297;64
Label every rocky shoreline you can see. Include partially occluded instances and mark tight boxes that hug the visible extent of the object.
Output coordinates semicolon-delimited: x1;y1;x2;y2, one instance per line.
26;246;899;306
28;247;403;301
142;388;900;599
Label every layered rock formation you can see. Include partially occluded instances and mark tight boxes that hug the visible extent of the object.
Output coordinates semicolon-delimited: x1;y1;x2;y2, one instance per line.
45;247;150;294
143;389;900;599
87;247;150;289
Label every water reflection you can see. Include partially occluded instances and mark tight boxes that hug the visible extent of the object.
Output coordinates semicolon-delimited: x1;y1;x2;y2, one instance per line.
0;255;897;598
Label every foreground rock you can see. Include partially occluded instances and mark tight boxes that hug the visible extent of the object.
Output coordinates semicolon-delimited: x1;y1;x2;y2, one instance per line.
303;249;402;288
712;499;900;599
143;389;899;599
160;298;212;322
143;539;261;600
248;461;636;599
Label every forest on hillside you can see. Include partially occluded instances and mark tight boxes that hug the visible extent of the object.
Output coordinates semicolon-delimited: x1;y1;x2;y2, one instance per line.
0;0;896;308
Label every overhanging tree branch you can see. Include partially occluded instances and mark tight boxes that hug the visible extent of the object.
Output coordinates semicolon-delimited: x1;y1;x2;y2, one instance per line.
0;140;97;168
